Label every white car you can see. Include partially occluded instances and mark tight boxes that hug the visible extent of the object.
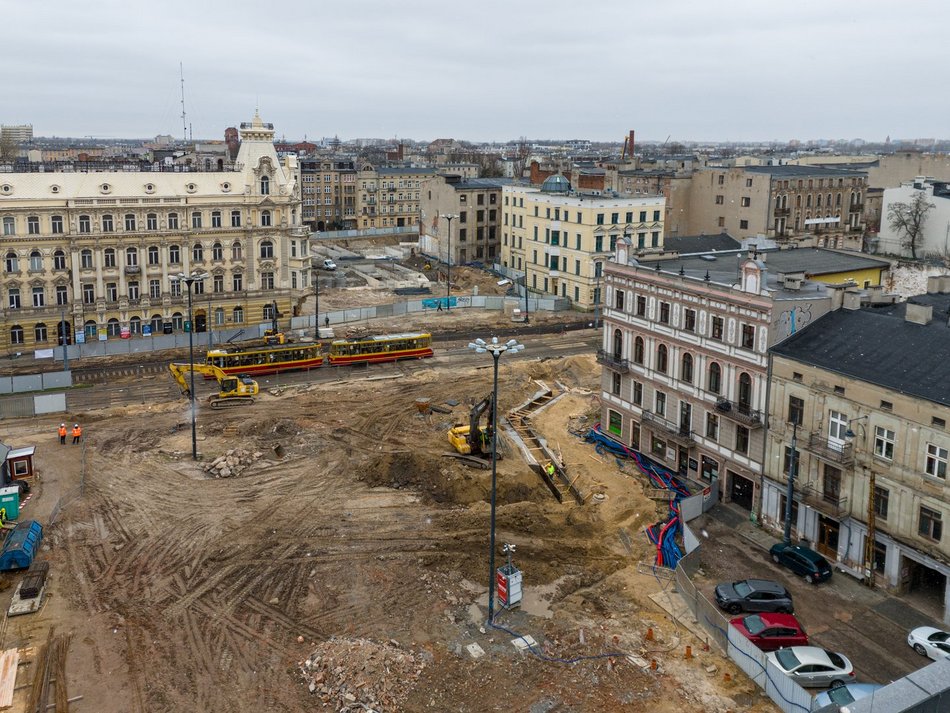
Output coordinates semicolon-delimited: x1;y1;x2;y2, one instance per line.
907;626;950;661
766;646;855;688
322;258;337;271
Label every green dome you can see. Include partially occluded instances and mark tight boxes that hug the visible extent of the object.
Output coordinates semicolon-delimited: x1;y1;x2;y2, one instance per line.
540;174;571;193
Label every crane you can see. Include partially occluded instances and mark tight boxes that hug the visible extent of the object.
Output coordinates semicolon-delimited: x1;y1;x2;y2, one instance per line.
168;362;259;409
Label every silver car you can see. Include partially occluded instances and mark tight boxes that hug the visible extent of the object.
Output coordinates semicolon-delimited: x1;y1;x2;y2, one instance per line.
766;646;855;688
907;626;950;661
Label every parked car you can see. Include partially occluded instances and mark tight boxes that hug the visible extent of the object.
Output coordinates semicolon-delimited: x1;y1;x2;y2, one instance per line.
907;626;950;661
322;258;337;271
730;612;808;651
714;578;794;615
813;682;883;708
766;646;855;688
769;542;832;584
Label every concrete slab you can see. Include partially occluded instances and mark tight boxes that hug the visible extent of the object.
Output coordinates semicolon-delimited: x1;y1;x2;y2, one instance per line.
465;643;485;659
7;581;45;617
511;634;537;651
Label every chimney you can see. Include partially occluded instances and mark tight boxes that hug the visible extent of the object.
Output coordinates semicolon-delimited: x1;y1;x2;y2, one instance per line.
905;301;933;325
941;275;950;293
782;271;805;291
927;275;942;294
628;130;635;156
842;290;862;310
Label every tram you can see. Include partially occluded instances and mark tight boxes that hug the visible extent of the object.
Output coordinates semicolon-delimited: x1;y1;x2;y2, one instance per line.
327;332;433;366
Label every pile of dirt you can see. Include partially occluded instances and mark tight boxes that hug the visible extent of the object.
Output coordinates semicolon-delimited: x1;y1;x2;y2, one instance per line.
298;637;427;710
359;452;486;505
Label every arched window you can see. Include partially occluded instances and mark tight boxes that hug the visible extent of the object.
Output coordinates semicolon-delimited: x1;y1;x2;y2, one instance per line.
5;251;18;273
738;372;752;410
795;194;802;208
84;320;98;340
150;314;163;334
681;353;693;383
126;247;138;266
260;175;270;195
708;362;722;394
103;248;116;268
168;212;179;229
107;318;121;337
169;245;181;264
656;344;668;374
191;211;202;229
233;306;244;324
231;241;243;260
53;250;66;270
231;210;241;228
78;214;91;233
805;195;812;208
261;210;272;227
80;249;93;269
212;242;223;261
34;323;48;342
10;325;24;344
633;336;644;364
129;316;141;334
214;307;225;325
146;213;158;230
612;329;623;360
259;240;274;259
193;243;204;262
211;211;222;228
2;217;15;236
29;250;42;271
171;312;184;330
816;194;822;208
148;246;160;265
125;213;137;231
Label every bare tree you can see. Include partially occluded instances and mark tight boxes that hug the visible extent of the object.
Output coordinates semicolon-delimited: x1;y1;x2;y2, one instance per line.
0;134;18;161
514;136;530;178
888;190;935;260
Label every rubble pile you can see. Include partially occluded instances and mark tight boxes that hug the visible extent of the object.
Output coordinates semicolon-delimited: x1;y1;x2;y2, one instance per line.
202;448;263;478
299;637;426;710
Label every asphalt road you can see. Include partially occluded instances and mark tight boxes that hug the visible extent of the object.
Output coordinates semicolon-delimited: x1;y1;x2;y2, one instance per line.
693;505;937;687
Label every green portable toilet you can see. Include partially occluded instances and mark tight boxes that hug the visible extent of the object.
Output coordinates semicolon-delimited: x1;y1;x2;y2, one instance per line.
0;486;20;521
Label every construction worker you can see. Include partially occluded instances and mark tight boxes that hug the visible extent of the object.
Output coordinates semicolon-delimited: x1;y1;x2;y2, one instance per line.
58;423;67;445
71;423;82;444
545;462;556;478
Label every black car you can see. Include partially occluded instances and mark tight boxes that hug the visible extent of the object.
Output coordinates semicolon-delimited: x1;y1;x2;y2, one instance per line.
714;578;794;615
770;543;832;584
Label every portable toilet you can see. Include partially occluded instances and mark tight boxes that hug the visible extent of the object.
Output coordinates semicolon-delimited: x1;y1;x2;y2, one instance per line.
0;486;20;521
0;520;43;571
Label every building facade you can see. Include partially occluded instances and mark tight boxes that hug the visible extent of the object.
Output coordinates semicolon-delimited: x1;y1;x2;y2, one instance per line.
0;113;306;350
501;177;665;310
877;178;950;257
420;175;504;265
357;166;435;230
763;283;950;624
300;158;357;231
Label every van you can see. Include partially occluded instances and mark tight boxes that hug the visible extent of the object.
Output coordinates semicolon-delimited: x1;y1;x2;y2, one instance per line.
322;258;337;271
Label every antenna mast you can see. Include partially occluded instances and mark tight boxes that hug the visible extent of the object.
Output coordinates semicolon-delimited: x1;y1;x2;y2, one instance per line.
180;62;188;142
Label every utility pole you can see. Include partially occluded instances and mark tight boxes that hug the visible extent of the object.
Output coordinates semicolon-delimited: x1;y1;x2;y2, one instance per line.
782;423;799;546
61;309;69;371
863;467;876;587
443;214;457;312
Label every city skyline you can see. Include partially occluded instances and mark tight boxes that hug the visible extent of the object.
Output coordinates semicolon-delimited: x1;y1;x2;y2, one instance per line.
5;0;949;143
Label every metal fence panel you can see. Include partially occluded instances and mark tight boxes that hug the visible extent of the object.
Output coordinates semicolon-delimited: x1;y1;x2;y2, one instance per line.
727;623;768;688
41;371;72;390
34;393;67;414
11;374;42;392
763;657;813;713
0;395;35;419
0;378;11;395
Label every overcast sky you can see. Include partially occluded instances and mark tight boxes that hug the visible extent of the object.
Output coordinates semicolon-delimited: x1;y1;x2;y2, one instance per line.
5;0;947;143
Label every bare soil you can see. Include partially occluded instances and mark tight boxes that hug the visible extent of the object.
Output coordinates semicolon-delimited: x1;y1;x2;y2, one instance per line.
1;351;775;712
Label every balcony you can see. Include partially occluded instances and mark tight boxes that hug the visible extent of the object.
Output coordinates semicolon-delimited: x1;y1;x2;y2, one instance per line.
797;483;849;518
849;203;864;212
641;411;694;445
595;349;629;373
124;265;141;275
774;207;790;217
715;398;763;428
805;432;854;465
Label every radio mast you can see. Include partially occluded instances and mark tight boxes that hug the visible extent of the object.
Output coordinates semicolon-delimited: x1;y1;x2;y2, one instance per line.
180;63;190;142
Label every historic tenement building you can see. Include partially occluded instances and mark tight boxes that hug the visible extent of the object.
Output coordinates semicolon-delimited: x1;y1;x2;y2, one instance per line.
0;113;307;350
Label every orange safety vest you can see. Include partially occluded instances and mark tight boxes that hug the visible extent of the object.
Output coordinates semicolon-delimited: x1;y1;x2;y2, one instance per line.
58;425;67;438
72;425;82;438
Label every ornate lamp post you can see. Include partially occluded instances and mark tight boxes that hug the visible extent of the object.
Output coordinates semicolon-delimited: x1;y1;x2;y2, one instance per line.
176;270;207;460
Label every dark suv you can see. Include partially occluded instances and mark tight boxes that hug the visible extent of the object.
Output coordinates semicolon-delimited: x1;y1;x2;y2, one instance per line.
714;578;794;615
770;543;832;584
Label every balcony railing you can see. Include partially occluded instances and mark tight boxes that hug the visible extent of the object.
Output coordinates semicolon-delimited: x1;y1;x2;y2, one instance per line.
806;432;854;465
715;398;763;427
849;203;864;212
124;265;141;274
641;411;694;445
774;207;790;217
797;483;849;517
596;349;630;373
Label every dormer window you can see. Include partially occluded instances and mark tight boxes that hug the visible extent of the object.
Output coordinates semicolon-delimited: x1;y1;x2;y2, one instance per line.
260;175;270;195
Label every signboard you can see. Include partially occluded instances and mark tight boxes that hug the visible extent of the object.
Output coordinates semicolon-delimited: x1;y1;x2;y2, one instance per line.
184;320;192;333
689;458;698;472
142;325;152;337
120;327;131;339
76;331;85;344
97;328;108;342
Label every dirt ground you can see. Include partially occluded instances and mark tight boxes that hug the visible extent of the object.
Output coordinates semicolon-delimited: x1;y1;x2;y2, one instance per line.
0;349;776;711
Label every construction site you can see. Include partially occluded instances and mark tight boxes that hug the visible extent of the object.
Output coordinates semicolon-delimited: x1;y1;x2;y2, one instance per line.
0;246;776;713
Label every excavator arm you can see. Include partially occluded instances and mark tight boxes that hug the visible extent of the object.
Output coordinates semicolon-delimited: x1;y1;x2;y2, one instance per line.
168;362;259;408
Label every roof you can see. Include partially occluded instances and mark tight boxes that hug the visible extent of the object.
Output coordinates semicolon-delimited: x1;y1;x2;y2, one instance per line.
742;164;868;178
757;248;890;277
769;293;950;407
374;167;436;176
741;579;788;594
774;646;836;667
663;233;741;254
6;447;35;459
447;178;510;191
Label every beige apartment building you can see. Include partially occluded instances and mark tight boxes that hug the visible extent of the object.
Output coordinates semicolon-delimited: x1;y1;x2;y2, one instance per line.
420;175;504;265
501;176;665;309
357;166;435;230
763;282;950;624
0;113;307;350
687;165;868;247
300;158;357;231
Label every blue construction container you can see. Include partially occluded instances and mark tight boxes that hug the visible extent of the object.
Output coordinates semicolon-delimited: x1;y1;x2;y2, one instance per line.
0;520;43;571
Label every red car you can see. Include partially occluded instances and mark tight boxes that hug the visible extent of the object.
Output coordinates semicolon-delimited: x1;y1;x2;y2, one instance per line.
731;612;808;652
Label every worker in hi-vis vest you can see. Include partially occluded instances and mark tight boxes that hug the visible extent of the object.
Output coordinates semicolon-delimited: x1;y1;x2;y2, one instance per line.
71;423;82;444
58;423;67;445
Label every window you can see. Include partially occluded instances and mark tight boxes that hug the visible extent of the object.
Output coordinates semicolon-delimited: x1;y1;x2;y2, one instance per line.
103;248;116;268
211;211;222;228
608;410;622;436
261;271;274;289
745;178;753;187
260;175;270;195
684;309;696;332
633;336;644;364
56;285;68;305
2;217;14;235
919;506;943;541
614;289;625;310
933;417;946;429
27;216;39;234
735;426;750;454
706;413;719;440
788;396;804;426
718;175;725;185
596;213;604;225
82;284;94;304
232;272;243;291
168;212;179;230
106;283;117;301
191;243;202;262
717;216;725;228
49;249;63;271
653;210;660;222
784;446;800;478
656;344;668;373
874;427;895;460
739;220;749;230
260;240;274;259
213;274;224;293
925;444;947;479
7;288;19;309
128;281;140;300
212;242;223;261
231;210;241;227
191;211;202;229
147;246;159;265
51;215;63;234
149;279;161;299
146;213;157;230
261;210;272;227
233;306;244;323
633;381;642;406
125;213;137;231
738;372;752;409
741;197;751;207
681;353;693;383
655;391;666;417
636;295;646;317
715;195;724;205
10;325;23;344
659;302;670;324
126;247;138;266
231;241;243;260
214;307;225;326
741;324;755;349
611;372;621;396
711;316;724;340
873;486;889;520
78;215;91;233
80;249;93;269
880;400;893;411
29;250;42;271
708;362;722;394
168;245;181;264
829;410;848;442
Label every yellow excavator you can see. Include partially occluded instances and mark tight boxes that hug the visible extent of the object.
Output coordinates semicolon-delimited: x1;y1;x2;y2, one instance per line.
448;394;495;457
168;363;259;409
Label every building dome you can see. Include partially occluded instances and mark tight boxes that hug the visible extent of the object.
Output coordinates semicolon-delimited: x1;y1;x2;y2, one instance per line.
540;174;572;194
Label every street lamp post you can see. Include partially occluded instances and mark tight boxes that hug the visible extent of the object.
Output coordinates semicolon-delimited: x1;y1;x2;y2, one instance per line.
443;214;457;312
522;270;529;324
176;270;207;461
468;336;525;624
313;267;320;338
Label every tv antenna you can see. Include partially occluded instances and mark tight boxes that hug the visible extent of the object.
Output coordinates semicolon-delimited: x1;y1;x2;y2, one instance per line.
179;62;191;142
